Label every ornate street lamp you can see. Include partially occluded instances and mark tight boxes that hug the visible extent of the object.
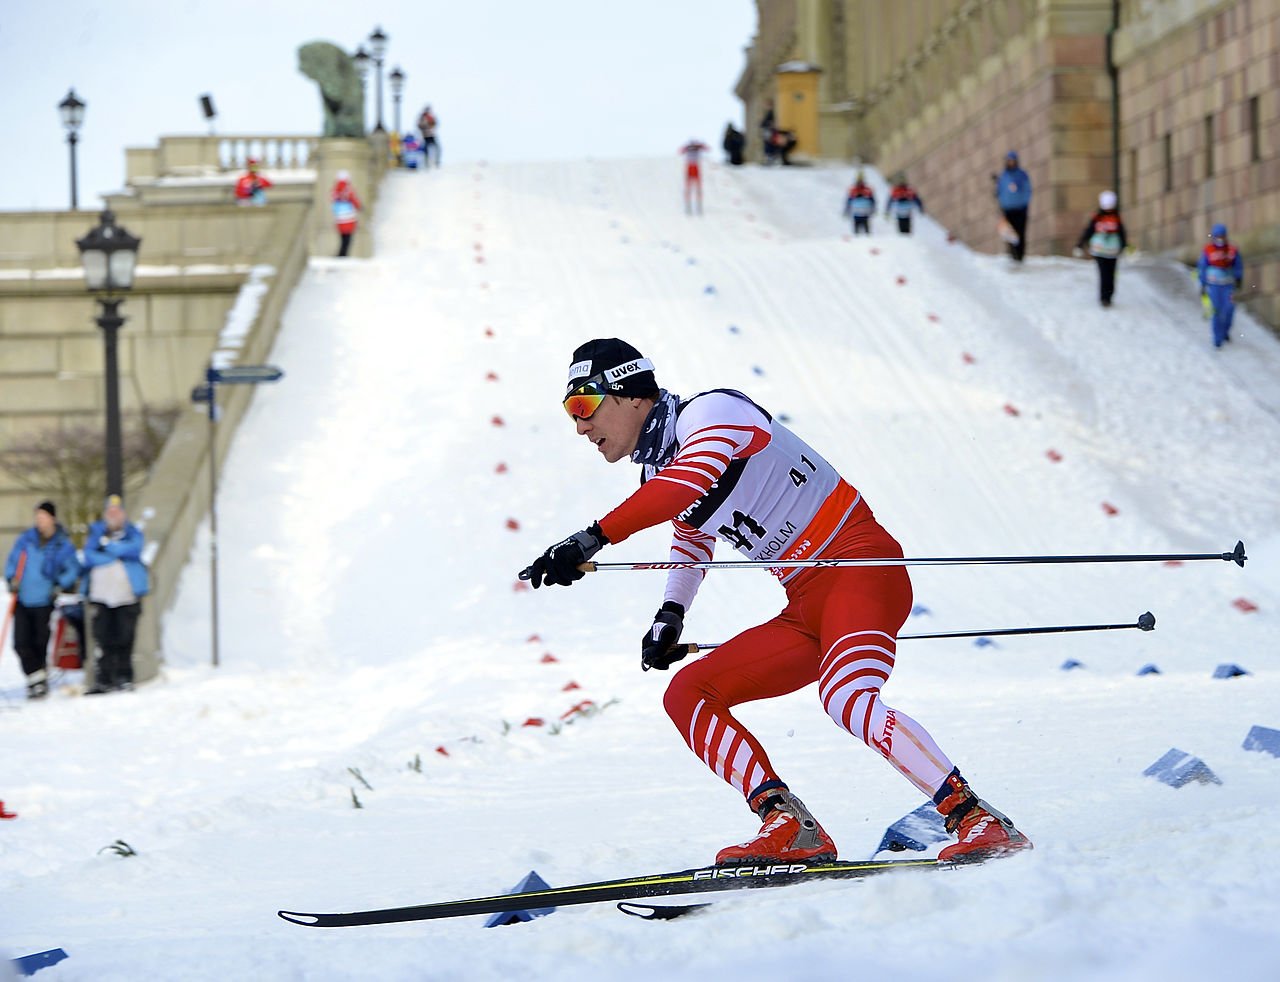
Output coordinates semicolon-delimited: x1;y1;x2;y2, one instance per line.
368;26;388;133
353;46;371;134
76;210;142;497
389;66;405;137
58;89;86;210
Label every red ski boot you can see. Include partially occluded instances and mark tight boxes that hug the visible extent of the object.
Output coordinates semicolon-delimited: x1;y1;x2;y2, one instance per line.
934;768;1032;863
715;782;837;866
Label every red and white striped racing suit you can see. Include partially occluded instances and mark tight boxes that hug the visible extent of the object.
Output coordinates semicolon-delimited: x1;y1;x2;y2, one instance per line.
597;390;956;804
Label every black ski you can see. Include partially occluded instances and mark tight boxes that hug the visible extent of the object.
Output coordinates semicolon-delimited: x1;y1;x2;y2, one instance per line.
278;857;950;928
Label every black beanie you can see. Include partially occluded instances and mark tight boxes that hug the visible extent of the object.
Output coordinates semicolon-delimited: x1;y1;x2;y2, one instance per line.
35;500;56;519
566;338;658;396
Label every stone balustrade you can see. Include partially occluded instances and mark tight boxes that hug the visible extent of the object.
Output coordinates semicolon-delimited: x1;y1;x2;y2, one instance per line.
127;134;318;183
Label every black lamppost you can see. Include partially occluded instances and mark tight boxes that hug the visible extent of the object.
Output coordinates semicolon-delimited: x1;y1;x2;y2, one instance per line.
76;210;141;498
368;26;388;133
389;66;405;138
58;89;86;210
353;46;371;135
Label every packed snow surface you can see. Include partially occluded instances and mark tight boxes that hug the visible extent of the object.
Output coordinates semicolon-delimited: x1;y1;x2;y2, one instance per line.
4;157;1279;981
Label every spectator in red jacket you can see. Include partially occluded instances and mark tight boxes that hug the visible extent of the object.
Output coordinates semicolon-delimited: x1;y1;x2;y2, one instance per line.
331;171;363;257
234;159;273;206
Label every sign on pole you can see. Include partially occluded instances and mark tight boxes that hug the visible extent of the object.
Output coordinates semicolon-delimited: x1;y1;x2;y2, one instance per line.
191;364;285;667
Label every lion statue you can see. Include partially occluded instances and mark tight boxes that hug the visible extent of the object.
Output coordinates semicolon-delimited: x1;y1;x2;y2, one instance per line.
297;41;365;138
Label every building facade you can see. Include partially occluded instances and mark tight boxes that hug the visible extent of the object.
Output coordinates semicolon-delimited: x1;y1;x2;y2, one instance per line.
736;0;1280;329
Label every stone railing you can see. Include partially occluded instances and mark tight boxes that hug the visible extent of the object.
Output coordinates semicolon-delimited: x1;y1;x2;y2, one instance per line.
126;134;319;183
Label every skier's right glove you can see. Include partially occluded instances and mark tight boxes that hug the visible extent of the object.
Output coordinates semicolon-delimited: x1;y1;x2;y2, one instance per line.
641;601;687;672
521;523;606;589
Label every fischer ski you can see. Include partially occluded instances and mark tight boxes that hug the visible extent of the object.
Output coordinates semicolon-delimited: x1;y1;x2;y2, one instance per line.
278;857;951;928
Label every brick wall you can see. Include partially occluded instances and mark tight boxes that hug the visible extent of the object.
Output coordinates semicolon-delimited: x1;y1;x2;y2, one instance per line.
735;0;1279;329
1116;0;1280;327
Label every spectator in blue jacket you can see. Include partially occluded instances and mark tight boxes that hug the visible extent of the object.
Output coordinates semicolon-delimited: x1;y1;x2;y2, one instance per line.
993;150;1032;262
1197;223;1244;348
4;500;80;699
81;495;149;694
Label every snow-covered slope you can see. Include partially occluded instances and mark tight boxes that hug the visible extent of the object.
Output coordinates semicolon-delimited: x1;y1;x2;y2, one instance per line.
3;157;1278;981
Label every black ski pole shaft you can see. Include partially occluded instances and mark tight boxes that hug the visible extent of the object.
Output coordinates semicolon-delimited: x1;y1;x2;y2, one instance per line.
572;541;1245;575
679;611;1156;654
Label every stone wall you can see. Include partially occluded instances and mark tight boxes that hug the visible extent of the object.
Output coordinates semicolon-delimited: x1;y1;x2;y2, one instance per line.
0;204;299;534
0;134;386;682
1115;0;1280;326
735;0;1279;329
872;1;1115;257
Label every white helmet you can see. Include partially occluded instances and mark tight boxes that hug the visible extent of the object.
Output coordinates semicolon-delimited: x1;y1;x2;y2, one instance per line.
1099;190;1117;210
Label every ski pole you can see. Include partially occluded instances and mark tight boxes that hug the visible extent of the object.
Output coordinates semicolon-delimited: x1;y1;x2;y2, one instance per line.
573;541;1245;575
677;611;1156;654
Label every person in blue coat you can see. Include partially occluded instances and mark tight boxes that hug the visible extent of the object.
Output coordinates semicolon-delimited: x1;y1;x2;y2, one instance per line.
81;495;150;693
993;150;1032;262
1197;223;1244;348
4;500;80;699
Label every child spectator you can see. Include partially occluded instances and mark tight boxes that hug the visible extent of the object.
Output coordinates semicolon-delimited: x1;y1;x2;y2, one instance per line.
885;176;924;234
1074;190;1128;308
1197;223;1244;348
843;172;877;235
331;170;363;257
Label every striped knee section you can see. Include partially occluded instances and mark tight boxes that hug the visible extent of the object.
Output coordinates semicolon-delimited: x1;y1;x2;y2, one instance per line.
686;697;770;796
819;630;896;742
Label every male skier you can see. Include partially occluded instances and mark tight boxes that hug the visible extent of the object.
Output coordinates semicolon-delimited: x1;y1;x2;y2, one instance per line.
522;339;1033;866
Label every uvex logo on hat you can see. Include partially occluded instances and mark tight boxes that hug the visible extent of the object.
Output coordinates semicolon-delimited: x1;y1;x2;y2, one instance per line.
603;359;654;383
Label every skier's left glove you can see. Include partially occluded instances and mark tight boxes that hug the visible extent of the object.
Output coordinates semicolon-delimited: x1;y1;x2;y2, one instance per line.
521;523;607;589
641;601;687;671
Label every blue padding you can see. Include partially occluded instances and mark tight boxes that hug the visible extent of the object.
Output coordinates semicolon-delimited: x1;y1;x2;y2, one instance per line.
1242;725;1280;758
1142;748;1222;788
482;870;557;928
12;949;69;977
1213;663;1249;679
873;802;950;855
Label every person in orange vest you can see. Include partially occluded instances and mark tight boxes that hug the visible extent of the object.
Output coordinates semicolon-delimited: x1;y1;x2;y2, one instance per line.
1073;190;1128;308
331;170;363;257
234;159;273;206
842;172;876;235
1197;223;1244;347
885;176;924;234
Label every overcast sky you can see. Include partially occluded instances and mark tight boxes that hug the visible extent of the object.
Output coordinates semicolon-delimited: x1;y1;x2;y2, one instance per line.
1;0;756;211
